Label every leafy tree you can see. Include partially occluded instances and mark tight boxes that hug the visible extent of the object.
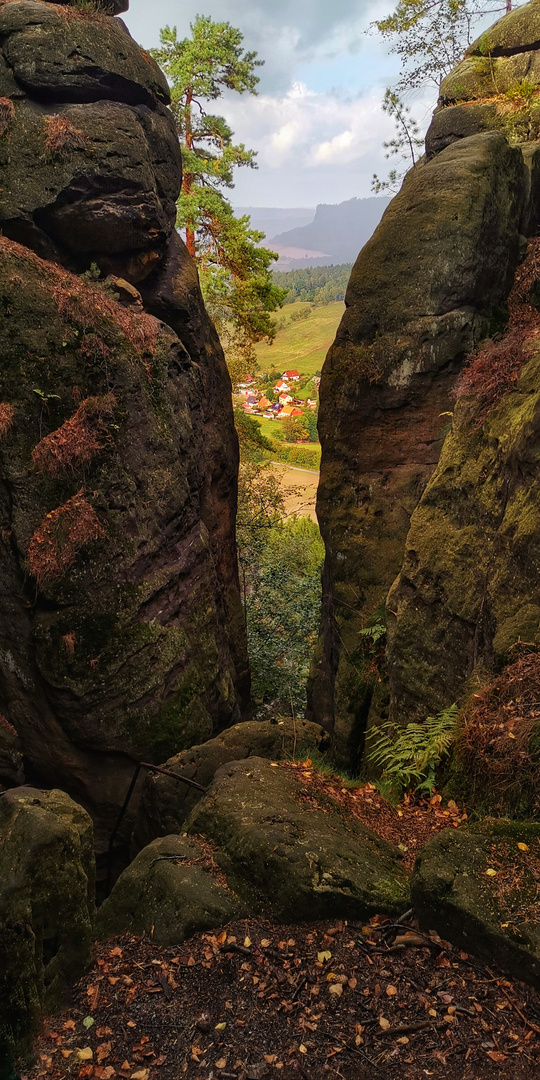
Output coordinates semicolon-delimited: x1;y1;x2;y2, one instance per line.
244;517;325;717
372;89;423;193
153;17;287;375
281;415;310;443
373;0;511;97
371;0;514;191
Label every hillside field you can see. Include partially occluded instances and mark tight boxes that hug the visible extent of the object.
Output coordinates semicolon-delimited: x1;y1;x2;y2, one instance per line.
254;300;343;377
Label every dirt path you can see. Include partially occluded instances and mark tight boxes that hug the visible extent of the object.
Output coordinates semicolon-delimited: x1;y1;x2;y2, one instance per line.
269;463;319;522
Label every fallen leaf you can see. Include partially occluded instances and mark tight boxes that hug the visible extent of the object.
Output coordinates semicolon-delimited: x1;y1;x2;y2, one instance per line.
76;1047;93;1061
299;1045;307;1054
132;1070;151;1079
63;1020;76;1031
486;868;497;877
317;950;331;962
386;985;398;997
215;1022;227;1031
379;1017;390;1030
264;1055;277;1065
216;1057;228;1070
109;946;123;957
261;939;271;948
329;983;343;996
518;842;529;852
348;977;357;989
397;1037;409;1045
83;1016;95;1029
487;1051;507;1062
244;937;252;948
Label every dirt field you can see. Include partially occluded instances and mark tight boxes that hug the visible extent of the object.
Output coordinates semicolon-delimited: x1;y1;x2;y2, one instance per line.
269;462;319;522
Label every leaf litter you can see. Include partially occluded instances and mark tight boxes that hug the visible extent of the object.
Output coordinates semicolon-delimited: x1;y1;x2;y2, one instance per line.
21;914;540;1080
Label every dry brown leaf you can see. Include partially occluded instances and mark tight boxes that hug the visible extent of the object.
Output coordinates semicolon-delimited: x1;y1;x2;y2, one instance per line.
386;984;398;996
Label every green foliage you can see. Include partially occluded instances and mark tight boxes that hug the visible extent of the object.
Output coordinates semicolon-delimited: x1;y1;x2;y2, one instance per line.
241;516;324;717
281;415;310;443
359;618;386;646
234;408;273;462
152;18;286;370
289;305;312;323
273;264;353;306
265;440;321;469
371;89;423;194
369;704;459;799
372;0;498;97
505;78;537;105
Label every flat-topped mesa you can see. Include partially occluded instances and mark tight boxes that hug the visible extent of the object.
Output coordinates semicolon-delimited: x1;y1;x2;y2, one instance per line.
0;0;249;838
311;0;540;768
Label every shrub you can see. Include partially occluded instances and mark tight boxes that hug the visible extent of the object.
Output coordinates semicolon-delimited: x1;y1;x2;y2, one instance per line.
28;491;105;588
44;116;89;160
0;403;14;442
0;97;15;136
32;393;116;477
368;705;459;800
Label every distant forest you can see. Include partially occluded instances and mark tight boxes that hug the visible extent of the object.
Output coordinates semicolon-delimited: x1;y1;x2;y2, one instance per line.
273;264;352;305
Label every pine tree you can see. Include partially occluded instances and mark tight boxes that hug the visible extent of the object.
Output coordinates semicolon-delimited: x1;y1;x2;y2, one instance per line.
153;17;287;377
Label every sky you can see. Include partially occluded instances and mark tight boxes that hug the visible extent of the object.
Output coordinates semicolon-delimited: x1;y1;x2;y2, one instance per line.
123;0;425;209
123;0;462;209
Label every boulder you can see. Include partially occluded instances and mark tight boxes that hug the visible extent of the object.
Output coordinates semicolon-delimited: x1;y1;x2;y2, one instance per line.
0;787;94;1064
311;130;527;766
386;334;540;723
0;98;181;274
411;820;540;987
0;3;167;107
0;0;249;839
0;237;245;848
185;758;410;921
97;834;247;944
132;718;331;852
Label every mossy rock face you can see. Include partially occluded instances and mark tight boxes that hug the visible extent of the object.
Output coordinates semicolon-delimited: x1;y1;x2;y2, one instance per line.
0;715;24;786
185;758;410;921
466;0;540;57
0;238;246;845
97;834;247;945
0;2;167;107
386;342;540;725
411;820;540;987
132;718;331;852
0;787;94;1065
312;130;527;764
0;2;179;280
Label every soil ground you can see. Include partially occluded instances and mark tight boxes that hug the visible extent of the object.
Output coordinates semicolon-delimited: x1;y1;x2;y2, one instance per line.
22;916;540;1080
21;767;540;1080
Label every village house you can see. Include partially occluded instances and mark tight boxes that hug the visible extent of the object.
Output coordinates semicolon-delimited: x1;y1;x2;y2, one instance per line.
283;369;300;381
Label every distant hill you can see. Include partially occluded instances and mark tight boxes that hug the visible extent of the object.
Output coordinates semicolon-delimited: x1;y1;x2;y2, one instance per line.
234;206;315;240
269;197;391;268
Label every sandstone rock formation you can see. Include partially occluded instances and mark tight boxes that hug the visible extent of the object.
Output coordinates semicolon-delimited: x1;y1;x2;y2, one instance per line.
411;820;540;988
0;0;249;840
132;717;330;853
185;758;409;921
0;787;95;1064
312;0;540;765
97;834;247;945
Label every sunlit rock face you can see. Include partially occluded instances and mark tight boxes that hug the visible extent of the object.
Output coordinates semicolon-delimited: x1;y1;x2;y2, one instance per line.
0;0;249;844
311;0;540;768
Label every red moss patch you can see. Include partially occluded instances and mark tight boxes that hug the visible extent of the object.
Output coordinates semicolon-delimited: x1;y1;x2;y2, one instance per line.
0;96;14;136
0;236;159;357
0;402;14;442
454;237;540;421
27;490;104;588
32;393;116;477
44;115;88;159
